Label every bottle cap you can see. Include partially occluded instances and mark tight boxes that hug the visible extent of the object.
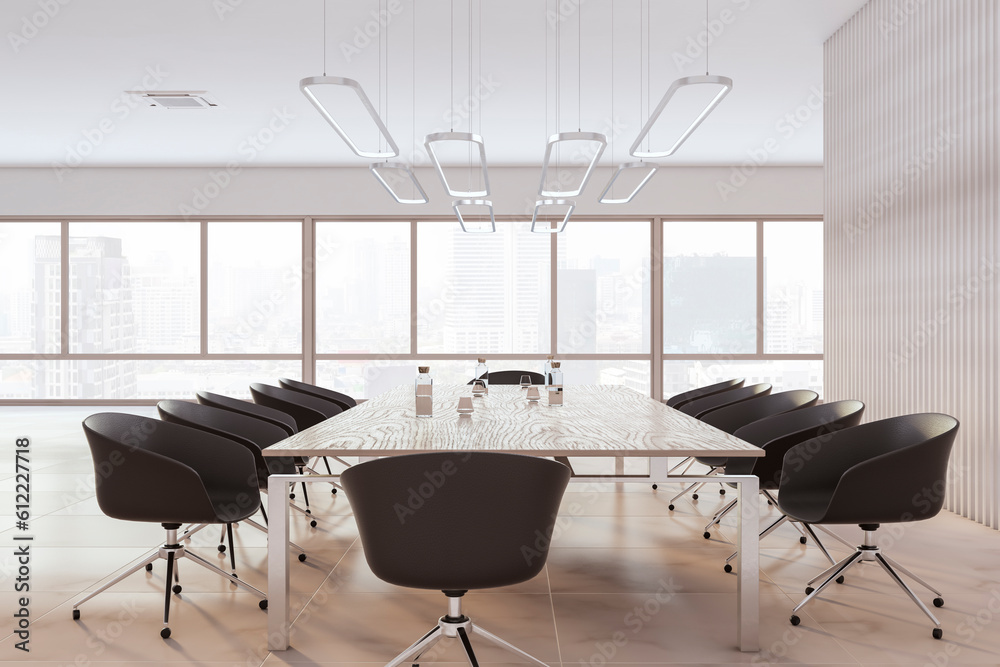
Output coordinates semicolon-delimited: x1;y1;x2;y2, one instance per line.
551;362;561;368
477;357;485;363
418;366;430;373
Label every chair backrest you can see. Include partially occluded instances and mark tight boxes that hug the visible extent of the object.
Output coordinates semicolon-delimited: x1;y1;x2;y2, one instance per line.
665;378;744;409
467;370;546;386
278;378;357;411
157;400;297;482
341;453;571;591
679;383;772;419
699;390;818;435
727;400;865;488
780;413;959;524
82;413;259;525
249;383;342;431
196;391;298;436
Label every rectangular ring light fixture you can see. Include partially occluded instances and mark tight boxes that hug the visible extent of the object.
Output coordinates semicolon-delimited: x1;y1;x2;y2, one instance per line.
425;132;491;197
598;162;658;204
452;199;496;233
370;163;429;204
300;76;399;159
629;75;733;159
530;199;575;234
538;131;607;197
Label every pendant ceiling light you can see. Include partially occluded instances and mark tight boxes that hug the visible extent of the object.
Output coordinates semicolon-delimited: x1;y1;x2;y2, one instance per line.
369;0;428;203
300;2;398;159
530;199;575;234
599;1;657;204
301;76;398;159
453;199;496;233
371;163;428;204
629;0;732;159
430;0;492;221
426;131;490;197
537;0;605;200
599;162;658;204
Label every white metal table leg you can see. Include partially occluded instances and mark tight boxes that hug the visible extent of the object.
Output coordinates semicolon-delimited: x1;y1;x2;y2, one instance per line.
736;474;759;652
267;473;297;651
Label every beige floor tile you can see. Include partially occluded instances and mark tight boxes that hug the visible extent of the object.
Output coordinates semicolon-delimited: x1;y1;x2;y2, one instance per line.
552;592;859;664
548;515;741;550
792;593;1000;664
0;591;271;662
547;546;785;595
0;592;77;642
757;544;989;601
0;546;152;593
278;592;559;664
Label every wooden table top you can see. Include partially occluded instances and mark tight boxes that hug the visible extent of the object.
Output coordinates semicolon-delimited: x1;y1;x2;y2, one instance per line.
264;384;763;458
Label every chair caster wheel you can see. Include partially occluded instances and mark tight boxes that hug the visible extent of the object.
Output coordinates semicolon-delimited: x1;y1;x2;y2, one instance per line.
651;484;658;490
933;628;943;639
161;627;171;639
836;575;845;584
799;536;808;544
145;563;153;572
289;493;296;499
724;564;733;573
934;597;944;607
218;544;227;553
172;584;182;594
767;500;773;505
305;509;312;515
259;599;268;610
73;609;80;620
790;615;800;626
719;489;726;495
703;531;711;539
310;520;317;528
231;573;238;579
298;553;307;562
668;504;675;511
692;493;699;500
331;488;337;494
805;587;814;594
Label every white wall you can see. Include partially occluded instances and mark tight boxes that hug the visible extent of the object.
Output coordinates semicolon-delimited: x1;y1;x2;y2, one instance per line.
0;165;821;218
825;1;999;528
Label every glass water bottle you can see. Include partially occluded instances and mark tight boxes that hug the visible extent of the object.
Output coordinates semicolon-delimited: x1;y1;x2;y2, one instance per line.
415;366;433;417
474;358;489;394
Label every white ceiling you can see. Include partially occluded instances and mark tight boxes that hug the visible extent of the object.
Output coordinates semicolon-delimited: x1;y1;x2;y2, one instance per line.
0;0;867;168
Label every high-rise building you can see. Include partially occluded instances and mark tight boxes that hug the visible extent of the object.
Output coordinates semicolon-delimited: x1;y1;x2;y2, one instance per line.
34;235;137;398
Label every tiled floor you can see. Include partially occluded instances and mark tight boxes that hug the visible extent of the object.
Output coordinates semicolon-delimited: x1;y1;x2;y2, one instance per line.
2;405;1000;666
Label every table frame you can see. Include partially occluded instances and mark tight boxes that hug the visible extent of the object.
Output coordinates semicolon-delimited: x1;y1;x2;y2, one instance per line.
266;462;760;653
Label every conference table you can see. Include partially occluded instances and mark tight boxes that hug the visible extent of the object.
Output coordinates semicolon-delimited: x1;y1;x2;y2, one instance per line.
263;384;764;652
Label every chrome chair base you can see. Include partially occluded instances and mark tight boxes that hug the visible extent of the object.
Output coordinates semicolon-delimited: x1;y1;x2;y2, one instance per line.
789;529;945;639
72;526;267;638
384;596;551;667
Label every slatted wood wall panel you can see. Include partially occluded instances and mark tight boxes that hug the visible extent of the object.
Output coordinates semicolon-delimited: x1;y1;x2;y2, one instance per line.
825;0;999;528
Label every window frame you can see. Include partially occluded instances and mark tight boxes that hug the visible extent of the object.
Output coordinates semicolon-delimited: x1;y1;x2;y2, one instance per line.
0;215;821;404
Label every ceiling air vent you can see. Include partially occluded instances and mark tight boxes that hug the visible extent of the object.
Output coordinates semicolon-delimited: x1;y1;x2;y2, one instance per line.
124;91;220;109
